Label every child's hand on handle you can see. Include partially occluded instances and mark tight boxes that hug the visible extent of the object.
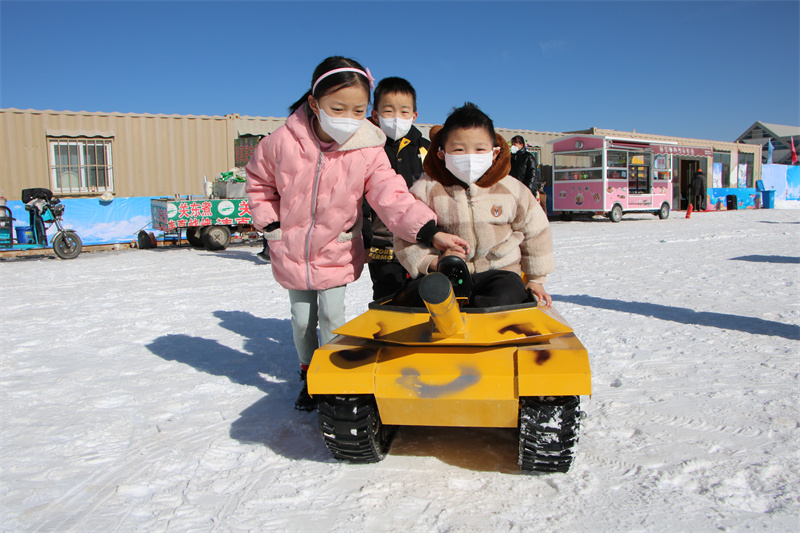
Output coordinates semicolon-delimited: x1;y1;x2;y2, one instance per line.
432;232;470;255
526;282;552;308
427;233;469;273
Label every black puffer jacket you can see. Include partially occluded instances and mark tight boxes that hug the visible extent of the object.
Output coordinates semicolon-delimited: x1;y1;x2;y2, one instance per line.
366;125;431;248
691;171;706;194
509;149;539;192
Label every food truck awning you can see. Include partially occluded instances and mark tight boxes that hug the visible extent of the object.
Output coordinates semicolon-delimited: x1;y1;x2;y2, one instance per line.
649;144;713;157
606;137;712;157
607;136;674;146
549;135;714;158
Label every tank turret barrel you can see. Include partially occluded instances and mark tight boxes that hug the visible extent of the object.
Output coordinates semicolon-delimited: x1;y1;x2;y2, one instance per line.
419;272;464;337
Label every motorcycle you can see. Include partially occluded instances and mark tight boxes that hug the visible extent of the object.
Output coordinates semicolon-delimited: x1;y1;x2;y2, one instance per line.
0;188;83;260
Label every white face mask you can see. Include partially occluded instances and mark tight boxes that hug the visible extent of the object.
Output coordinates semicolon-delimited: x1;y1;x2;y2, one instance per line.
317;107;363;145
378;115;413;141
444;152;494;185
510;145;520;154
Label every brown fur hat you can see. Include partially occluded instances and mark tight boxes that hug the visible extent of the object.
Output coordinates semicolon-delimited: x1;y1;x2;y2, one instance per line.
423;124;511;188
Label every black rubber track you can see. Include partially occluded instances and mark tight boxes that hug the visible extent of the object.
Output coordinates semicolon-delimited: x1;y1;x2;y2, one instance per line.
518;395;581;473
317;395;397;463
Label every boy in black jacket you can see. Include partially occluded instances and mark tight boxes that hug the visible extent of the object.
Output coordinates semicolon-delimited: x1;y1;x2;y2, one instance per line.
365;77;431;300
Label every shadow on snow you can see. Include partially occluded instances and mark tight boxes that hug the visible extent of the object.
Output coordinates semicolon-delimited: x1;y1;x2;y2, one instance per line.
145;311;329;462
554;294;800;340
730;254;800;264
199;248;266;265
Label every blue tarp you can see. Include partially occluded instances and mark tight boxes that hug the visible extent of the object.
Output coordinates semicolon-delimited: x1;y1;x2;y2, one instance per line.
762;164;800;202
3;196;157;246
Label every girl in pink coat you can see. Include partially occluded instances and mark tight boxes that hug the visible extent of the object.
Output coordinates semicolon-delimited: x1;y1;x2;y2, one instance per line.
246;56;467;411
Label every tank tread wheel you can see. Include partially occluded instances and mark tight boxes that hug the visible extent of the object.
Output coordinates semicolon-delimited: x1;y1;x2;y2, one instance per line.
518;395;581;473
317;394;396;463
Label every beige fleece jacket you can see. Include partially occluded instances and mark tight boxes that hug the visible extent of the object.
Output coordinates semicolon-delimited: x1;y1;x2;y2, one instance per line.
394;125;554;283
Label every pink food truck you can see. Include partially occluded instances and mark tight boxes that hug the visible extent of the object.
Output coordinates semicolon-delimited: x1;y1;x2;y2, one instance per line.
550;135;675;222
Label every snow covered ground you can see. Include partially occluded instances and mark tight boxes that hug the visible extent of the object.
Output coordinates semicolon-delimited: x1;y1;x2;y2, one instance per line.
1;208;798;532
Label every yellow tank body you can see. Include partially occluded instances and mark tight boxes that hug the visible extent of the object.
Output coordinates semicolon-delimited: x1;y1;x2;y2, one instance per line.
332;302;575;346
307;300;591;428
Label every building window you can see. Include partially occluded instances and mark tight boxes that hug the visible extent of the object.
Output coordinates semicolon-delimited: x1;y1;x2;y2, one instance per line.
49;138;114;194
713;152;731;188
738;152;755;188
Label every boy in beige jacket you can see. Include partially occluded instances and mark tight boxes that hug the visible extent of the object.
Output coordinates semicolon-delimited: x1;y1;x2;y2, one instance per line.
394;102;554;308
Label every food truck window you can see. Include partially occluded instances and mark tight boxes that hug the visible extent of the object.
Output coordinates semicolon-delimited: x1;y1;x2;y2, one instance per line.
654;154;671;180
607;151;628;168
629;152;652;194
554;151;602;181
555;169;602;181
554;151;602;169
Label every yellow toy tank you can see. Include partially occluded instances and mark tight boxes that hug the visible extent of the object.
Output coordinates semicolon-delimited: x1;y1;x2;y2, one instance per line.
307;263;591;473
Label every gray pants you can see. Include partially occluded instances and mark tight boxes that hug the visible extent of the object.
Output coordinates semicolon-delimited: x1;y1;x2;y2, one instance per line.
288;286;347;366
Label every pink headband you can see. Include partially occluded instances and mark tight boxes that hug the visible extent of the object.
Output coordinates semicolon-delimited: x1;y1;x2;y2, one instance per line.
312;67;375;94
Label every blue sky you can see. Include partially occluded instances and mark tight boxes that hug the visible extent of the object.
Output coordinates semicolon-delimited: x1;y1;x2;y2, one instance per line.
1;0;798;142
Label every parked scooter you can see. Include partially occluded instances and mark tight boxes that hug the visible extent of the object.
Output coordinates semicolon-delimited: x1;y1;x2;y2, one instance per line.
0;188;82;259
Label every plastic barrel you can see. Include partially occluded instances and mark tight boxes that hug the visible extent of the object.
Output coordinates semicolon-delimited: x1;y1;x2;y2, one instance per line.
15;226;33;244
761;190;775;209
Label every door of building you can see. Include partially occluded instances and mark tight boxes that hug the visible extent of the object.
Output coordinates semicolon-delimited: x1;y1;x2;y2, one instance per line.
679;159;701;210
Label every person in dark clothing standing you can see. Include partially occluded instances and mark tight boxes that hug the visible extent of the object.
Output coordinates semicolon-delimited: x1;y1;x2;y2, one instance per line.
691;168;706;211
365;77;431;300
509;135;540;197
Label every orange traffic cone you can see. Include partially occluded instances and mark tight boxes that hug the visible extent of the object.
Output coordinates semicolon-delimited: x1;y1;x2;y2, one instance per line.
685;204;693;219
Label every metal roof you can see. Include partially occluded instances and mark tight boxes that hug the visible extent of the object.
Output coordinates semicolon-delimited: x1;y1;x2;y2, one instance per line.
736;121;800;143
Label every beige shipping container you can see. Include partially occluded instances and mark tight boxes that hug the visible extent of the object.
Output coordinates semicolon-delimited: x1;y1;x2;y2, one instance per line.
0;109;286;199
1;108;760;203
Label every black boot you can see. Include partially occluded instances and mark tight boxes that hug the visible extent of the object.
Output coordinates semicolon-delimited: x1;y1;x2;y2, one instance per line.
294;369;317;412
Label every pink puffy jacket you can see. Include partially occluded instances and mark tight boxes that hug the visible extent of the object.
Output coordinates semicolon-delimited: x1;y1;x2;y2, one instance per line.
246;105;436;291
